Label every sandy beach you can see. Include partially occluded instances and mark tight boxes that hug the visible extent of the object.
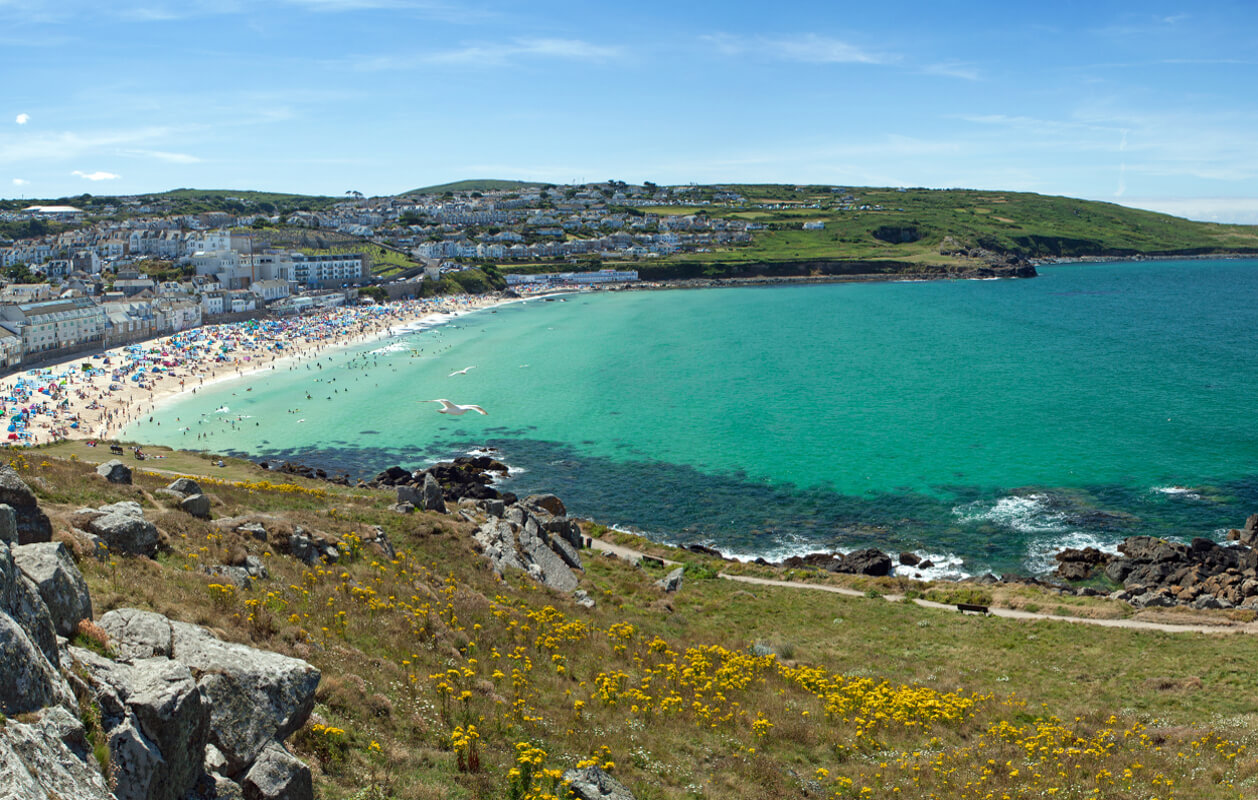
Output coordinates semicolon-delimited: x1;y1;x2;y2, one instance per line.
0;293;509;448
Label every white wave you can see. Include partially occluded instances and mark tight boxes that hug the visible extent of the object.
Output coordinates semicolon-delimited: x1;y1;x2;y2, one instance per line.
369;342;410;355
1023;530;1123;576
1153;485;1204;501
953;494;1070;534
214;405;229;413
894;551;971;581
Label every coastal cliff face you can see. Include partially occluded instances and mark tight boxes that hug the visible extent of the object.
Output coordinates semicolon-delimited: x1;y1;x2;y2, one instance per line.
0;465;319;800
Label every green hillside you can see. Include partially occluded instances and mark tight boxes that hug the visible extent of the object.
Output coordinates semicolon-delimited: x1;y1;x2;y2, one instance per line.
30;441;1258;800
150;189;341;215
402;179;547;196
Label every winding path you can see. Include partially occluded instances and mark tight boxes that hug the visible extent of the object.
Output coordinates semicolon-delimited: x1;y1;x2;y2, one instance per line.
588;537;1258;636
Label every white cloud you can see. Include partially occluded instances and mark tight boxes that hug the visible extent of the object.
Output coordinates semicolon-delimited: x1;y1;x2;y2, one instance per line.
922;61;980;81
703;33;895;65
72;170;120;181
0;126;175;165
15;114;29;125
12;178;29;186
354;37;621;70
1116;197;1258;224
122;149;202;164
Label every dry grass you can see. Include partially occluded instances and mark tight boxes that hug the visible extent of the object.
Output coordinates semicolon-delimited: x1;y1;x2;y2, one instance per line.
11;449;1258;799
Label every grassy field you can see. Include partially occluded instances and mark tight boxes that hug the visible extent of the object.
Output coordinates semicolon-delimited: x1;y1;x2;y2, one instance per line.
403;179;547;196
19;443;1258;799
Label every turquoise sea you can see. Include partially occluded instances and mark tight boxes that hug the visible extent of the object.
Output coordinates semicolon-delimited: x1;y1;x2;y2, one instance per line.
125;259;1258;577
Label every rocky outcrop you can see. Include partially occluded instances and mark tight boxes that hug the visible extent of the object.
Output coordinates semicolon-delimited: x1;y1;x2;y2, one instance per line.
1056;520;1258;609
1053;547;1114;581
0;466;53;544
167;621;320;774
96;459;134;484
366;455;515;505
159;477;212;519
472;500;584;595
780;548;893;577
655;567;684;593
0;706;115;800
563;764;637;800
72;501;161;558
80;609;320;799
13;541;92;636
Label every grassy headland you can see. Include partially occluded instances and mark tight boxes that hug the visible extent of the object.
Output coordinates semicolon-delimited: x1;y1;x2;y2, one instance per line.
24;443;1258;799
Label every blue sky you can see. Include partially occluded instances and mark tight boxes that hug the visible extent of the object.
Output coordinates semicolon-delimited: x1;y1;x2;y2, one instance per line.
3;0;1258;221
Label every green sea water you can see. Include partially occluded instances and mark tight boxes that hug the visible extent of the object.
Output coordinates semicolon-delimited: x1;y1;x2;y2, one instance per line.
126;259;1258;576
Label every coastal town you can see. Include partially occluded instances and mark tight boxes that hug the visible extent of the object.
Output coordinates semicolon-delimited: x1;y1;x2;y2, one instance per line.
0;182;761;368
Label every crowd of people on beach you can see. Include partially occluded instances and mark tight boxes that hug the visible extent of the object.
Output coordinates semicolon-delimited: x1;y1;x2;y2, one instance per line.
0;294;490;447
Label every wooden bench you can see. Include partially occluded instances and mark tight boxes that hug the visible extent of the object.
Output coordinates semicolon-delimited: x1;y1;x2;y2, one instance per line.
639;555;665;568
109;445;124;455
956;602;990;615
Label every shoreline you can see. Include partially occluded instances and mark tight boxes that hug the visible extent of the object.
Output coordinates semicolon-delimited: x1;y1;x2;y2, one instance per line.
0;293;517;447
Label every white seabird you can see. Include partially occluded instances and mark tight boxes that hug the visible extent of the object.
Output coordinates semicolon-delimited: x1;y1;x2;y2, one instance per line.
427;399;488;416
448;366;476;377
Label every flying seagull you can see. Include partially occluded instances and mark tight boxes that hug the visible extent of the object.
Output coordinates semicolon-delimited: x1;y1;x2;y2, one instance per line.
427;399;488;416
448;366;476;377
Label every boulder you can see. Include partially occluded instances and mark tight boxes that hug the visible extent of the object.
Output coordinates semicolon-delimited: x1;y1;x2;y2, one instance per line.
0;503;17;544
0;705;115;800
573;589;596;609
562;764;636;800
11;572;59;668
241;740;313;800
838;548;894;577
166;477;203;497
548;533;583;571
655;567;685;593
898;551;921;567
1236;514;1258;547
396;484;422;506
85;508;161;558
96;459;133;485
13;541;92;636
0;467;53;545
0;611;72;716
98;608;173;661
180;493;212;519
288;534;316;565
525;493;566;518
79;655;209;800
170;621;320;774
518;526;579;593
421;473;446;513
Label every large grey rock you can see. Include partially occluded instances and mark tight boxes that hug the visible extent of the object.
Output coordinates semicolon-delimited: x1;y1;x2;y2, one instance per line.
0;503;16;544
548;532;583;570
98;608;173;661
0;467;52;545
474;519;528;574
11;573;59;668
170;621;319;774
86;509;160;558
474;518;580;593
543;516;584;549
526;493;566;518
655;567;684;593
108;658;209;800
287;534;315;565
562;764;636;800
166;477;203;497
181;493;211;519
13;541;92;636
0;611;70;715
241;740;313;800
519;526;578;593
396;484;422;506
97;459;133;484
421;473;446;513
0;705;114;800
